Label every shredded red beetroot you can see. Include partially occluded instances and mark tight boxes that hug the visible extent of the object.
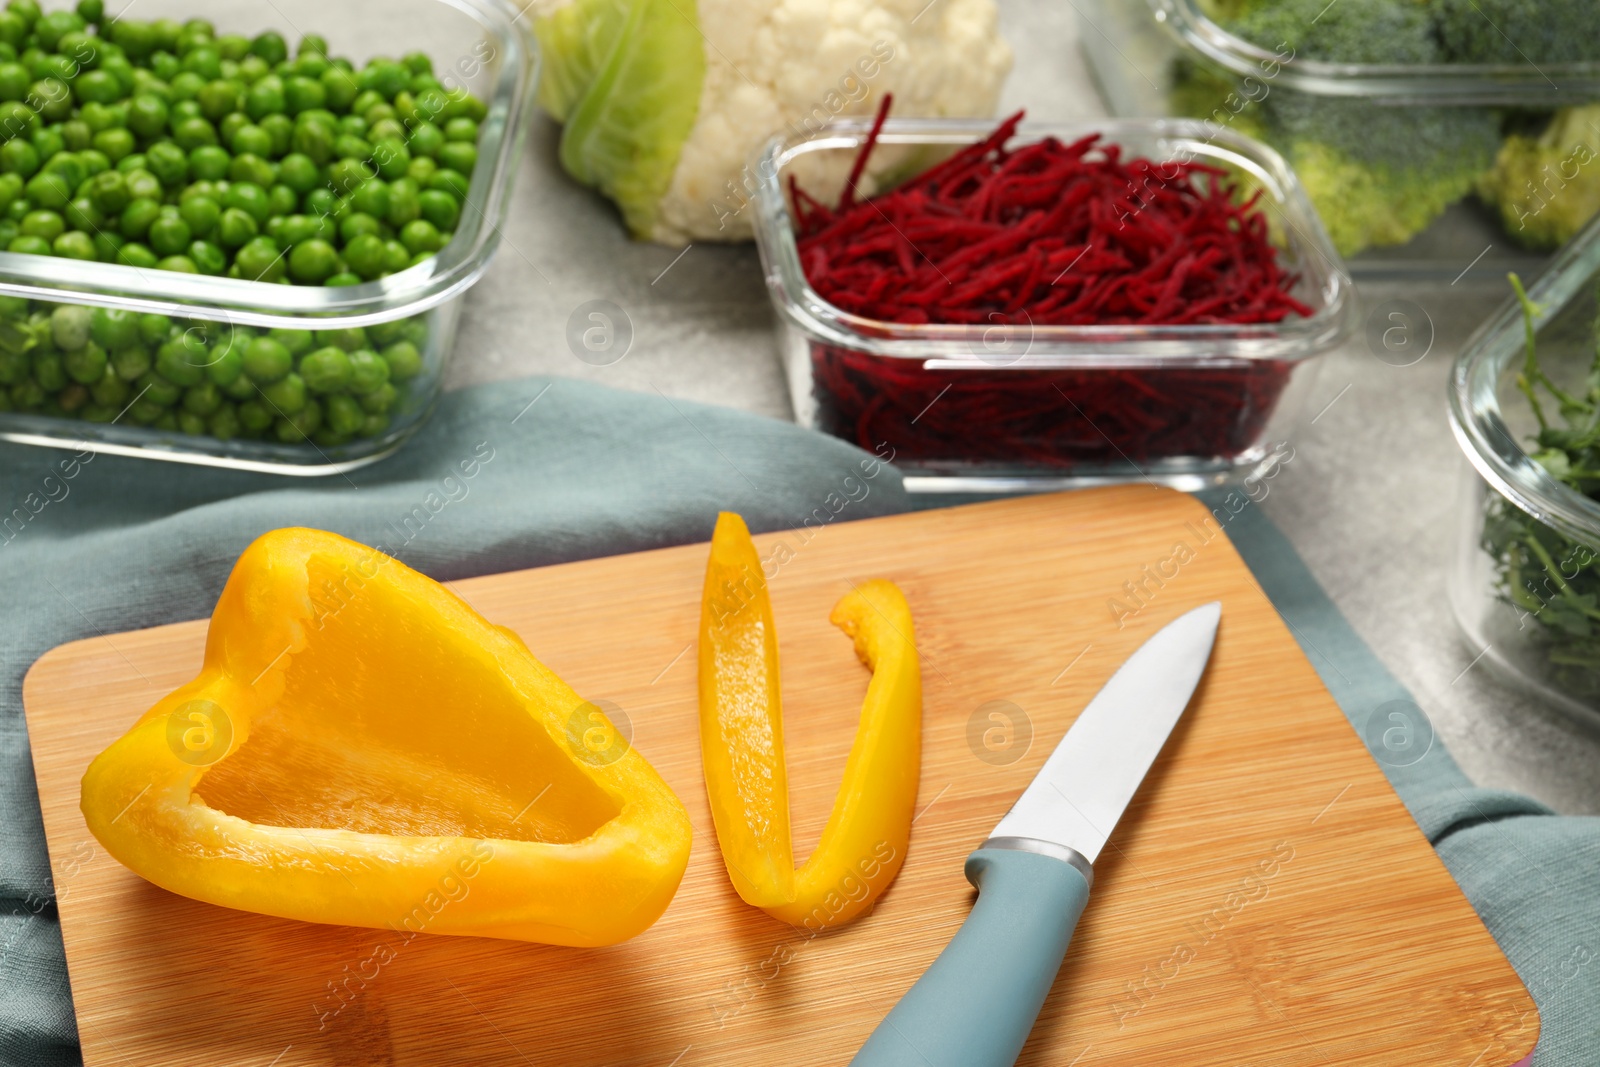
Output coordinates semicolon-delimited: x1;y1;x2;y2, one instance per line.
788;98;1309;471
793;97;1313;327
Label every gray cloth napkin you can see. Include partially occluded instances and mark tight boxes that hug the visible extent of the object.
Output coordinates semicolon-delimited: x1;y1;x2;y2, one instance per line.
0;377;1592;1065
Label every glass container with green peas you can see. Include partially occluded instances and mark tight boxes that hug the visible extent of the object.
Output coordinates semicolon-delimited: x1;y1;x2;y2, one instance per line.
0;0;533;473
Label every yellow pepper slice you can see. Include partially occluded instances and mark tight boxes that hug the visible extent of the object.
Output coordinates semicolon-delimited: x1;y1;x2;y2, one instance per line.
698;512;922;930
81;527;692;946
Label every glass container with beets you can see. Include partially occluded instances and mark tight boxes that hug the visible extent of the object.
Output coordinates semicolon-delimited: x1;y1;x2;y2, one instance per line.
750;117;1354;493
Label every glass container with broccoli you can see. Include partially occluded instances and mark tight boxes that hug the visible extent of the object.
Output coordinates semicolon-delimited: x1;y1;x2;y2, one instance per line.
1091;0;1600;262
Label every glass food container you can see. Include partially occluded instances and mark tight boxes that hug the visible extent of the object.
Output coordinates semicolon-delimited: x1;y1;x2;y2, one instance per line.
750;117;1354;494
0;0;535;475
1080;0;1600;281
1450;215;1600;723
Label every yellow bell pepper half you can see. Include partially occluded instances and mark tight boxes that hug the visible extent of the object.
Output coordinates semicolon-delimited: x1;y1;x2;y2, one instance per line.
698;512;922;930
81;527;693;946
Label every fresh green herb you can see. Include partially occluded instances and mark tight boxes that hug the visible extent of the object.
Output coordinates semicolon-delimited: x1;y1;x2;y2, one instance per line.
1480;272;1600;699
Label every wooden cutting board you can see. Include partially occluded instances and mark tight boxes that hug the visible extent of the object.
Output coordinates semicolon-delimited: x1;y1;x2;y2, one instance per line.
23;487;1537;1067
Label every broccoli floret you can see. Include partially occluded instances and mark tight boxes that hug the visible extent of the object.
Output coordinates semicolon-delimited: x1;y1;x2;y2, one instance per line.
1228;0;1436;64
1177;0;1503;256
1478;105;1600;249
1435;0;1600;64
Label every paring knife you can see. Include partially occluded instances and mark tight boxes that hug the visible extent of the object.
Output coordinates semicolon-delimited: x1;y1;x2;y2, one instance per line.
850;601;1223;1067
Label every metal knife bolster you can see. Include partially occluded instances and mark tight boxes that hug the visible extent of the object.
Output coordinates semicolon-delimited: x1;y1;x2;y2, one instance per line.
980;836;1094;890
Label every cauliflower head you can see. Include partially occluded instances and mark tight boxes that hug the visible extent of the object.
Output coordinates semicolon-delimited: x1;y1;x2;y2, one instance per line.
532;0;1012;245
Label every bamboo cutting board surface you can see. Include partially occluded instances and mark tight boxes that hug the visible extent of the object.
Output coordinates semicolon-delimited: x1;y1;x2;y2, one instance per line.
24;487;1537;1067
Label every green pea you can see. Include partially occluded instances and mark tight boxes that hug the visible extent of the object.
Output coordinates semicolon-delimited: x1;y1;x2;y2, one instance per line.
167;69;203;102
99;55;136;94
381;237;409;273
49;303;89;350
204;339;241;385
43;151;86;189
217;110;248;145
290;115;333;164
249;30;286;67
339;211;382;243
207;401;239;439
226;152;273;188
62;339;105;382
79;101;119;133
31;78;71;122
287;236;336;283
114;240;156;267
398;218;438;254
271;152;315;195
147;211;189;255
303;186;336;217
187;238;224;274
91;127;134;161
228;121;270;157
215;205;256;247
241;335;291;381
235;396;270;429
259;111;291;155
114;151;145;173
52;230;96;259
221;371;254;400
133;313;168;343
359;59;408;100
185;143;226;180
8;233;48;255
0;347;27;385
195;78;240;123
427;168;469;204
0;139;37;183
283;74;324;115
327;156;371;194
154;337;205;386
0;59;27;100
298;344;350;392
381;339;422;379
171;115;217;150
222;180;269;223
75;69;121;105
172;409;203;434
258;369;305;414
19;208;62;239
314;325;366;351
177;193;217;235
143;140;186;186
269;326;313;355
406;154;436;184
24;169;70;209
123;167;161;200
60;119;92;152
180;47;221;81
418;189;459;232
320;65;356;111
273;400;320;442
90;364;129;407
407;120;444;159
266;182;296;217
31;350;67;390
118;196;159;237
31;124;65;161
91;230;122;262
244;72;283;119
170;99;202;123
181;380;220;415
342;232;385;279
234;234;283;281
320;391;362;436
63;197;102;232
90;307;138;349
10;377;46;409
235;54;268;84
443;116;478;144
346;347;389;393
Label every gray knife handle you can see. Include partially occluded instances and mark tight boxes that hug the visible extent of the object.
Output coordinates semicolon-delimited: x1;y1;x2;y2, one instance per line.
849;846;1091;1067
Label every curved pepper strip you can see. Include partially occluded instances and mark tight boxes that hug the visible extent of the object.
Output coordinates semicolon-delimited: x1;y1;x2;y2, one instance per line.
81;527;692;946
698;512;922;929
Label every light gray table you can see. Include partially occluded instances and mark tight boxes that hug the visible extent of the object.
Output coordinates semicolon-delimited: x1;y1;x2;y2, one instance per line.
442;0;1600;815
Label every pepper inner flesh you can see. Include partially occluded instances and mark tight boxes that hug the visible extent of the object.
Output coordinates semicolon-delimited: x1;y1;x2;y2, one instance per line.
195;554;618;843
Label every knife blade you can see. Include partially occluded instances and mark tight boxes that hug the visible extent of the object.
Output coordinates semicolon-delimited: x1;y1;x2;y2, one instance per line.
850;601;1222;1067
